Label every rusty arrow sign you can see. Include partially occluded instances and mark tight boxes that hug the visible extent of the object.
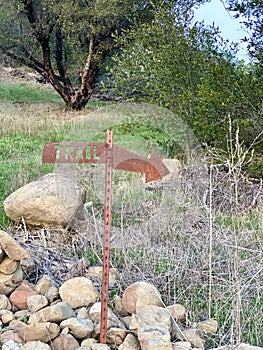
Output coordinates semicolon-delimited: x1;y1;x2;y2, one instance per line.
42;132;169;344
42;141;169;182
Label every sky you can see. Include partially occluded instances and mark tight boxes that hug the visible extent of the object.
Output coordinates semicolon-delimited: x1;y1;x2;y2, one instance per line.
194;0;249;61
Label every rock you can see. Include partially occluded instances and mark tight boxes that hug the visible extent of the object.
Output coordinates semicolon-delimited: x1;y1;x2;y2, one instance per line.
0;294;12;310
0;256;19;275
193;319;218;335
121;316;132;329
60;317;94;339
182;329;205;350
9;319;26;330
89;302;126;329
114;296;129;317
0;265;24;295
21;341;51;350
34;275;53;295
162;159;182;180
9;281;38;310
166;304;186;322
0;247;5;263
14;310;31;322
81;339;97;347
0;230;29;260
20;257;35;275
29;302;74;324
90;344;111;350
3;170;86;227
59;277;99;309
1;310;14;324
87;266;118;285
122;281;163;314
0;329;24;344
88;302;103;324
119;333;141;350
129;305;172;350
18;322;60;342
51;333;80;350
173;341;192;350
2;340;23;350
26;295;48;312
77;307;89;319
45;286;59;303
106;328;129;345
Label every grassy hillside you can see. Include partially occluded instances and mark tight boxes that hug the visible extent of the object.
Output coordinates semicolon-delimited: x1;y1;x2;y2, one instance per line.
0;76;263;347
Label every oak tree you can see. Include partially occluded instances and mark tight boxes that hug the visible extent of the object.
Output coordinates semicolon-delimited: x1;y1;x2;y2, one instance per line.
0;0;155;110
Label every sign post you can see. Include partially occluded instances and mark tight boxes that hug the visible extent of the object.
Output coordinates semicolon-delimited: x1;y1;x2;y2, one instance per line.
42;130;169;344
100;130;113;343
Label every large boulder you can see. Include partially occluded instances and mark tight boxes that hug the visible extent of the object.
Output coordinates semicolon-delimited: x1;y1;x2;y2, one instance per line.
3;169;85;227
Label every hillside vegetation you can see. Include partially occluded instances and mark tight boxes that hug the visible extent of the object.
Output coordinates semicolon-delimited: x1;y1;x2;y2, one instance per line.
0;72;262;347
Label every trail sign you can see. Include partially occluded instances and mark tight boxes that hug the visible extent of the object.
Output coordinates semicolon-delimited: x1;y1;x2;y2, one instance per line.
42;131;169;343
42;141;169;182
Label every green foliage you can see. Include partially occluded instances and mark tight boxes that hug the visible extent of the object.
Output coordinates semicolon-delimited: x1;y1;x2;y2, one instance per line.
84;248;101;266
226;0;263;62
106;6;263;176
107;9;236;137
112;121;183;158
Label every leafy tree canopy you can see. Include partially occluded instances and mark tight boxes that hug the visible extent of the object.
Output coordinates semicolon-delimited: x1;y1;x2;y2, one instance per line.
106;5;263;176
226;0;263;63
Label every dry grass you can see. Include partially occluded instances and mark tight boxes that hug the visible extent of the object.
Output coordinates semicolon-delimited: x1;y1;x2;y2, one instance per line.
11;159;263;347
0;102;83;137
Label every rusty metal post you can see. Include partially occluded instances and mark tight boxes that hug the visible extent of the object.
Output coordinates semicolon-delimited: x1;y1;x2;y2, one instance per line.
100;130;113;344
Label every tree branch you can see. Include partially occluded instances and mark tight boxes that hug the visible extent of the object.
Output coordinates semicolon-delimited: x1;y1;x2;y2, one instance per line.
55;25;74;94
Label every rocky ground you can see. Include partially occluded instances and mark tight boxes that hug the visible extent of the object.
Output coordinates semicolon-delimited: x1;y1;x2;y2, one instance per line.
0;226;262;350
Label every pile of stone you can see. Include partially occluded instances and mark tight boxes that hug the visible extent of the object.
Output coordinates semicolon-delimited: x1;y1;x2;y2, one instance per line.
0;230;29;296
0;230;261;350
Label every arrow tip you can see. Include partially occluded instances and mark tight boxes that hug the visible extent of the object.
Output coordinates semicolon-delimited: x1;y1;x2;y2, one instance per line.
148;151;170;180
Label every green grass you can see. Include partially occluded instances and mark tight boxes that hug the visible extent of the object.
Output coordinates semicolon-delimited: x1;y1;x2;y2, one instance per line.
0;134;58;227
0;81;69;227
0;81;110;107
0;81;62;104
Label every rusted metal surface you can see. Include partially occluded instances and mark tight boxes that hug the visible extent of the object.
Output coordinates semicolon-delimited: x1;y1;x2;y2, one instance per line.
43;142;169;182
42;141;106;164
113;147;169;182
100;130;113;344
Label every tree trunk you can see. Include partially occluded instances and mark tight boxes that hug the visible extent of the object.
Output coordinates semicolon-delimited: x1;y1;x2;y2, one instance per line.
22;1;100;111
66;32;97;111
